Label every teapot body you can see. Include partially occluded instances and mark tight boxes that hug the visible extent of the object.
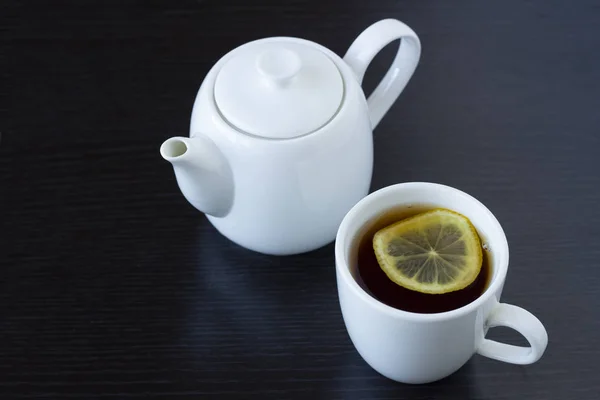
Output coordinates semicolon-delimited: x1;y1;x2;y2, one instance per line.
163;19;420;255
190;38;374;255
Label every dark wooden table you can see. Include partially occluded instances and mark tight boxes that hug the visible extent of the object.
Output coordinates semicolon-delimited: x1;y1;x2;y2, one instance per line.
2;0;599;398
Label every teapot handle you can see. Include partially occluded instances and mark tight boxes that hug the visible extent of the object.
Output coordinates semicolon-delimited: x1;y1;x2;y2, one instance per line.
343;19;421;129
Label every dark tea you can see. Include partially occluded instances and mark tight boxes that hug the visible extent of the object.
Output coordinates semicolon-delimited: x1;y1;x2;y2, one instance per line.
352;205;491;314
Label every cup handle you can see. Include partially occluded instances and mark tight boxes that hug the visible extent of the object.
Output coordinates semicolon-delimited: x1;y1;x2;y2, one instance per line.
477;303;548;365
343;19;421;129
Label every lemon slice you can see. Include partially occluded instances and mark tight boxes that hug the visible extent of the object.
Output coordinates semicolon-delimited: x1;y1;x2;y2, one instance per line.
373;208;482;294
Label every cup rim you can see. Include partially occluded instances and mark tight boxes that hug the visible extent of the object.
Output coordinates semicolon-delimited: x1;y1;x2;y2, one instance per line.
335;182;509;322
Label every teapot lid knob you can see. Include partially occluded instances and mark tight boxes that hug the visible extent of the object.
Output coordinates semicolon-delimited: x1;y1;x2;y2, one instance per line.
256;48;302;87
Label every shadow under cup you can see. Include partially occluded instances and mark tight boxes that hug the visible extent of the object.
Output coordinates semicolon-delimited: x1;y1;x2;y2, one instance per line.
334;182;513;384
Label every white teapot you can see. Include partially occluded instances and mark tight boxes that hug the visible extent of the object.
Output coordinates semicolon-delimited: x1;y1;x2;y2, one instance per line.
160;19;420;255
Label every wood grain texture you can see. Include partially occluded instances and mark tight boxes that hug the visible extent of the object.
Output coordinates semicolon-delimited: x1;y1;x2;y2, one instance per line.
1;0;599;398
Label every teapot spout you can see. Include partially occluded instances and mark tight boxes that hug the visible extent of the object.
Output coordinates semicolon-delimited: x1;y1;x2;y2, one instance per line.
160;136;233;218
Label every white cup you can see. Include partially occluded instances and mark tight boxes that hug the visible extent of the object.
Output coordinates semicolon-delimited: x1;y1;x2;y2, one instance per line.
335;182;548;384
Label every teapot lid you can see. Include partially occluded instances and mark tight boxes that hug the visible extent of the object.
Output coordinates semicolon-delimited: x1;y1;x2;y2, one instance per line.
214;39;343;139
